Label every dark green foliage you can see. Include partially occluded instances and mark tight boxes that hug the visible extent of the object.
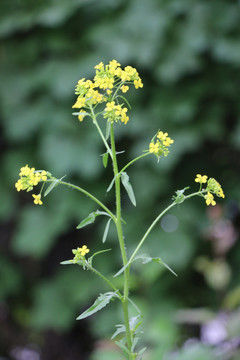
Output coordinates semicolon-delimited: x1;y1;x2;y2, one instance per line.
1;0;240;359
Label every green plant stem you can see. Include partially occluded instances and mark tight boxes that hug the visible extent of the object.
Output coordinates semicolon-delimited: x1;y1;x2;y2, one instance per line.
110;123;133;355
120;152;150;174
90;105;113;160
86;262;121;297
46;179;116;223
128;191;205;266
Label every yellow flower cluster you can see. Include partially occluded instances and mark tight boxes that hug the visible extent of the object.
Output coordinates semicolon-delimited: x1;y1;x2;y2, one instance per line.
149;131;174;159
104;101;129;124
72;245;90;263
194;174;225;206
73;60;143;124
15;165;48;205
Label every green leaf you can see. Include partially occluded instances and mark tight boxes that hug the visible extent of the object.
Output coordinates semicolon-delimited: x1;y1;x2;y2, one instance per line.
172;187;190;204
44;175;66;197
115;339;131;359
121;172;136;206
76;210;110;229
60;260;74;265
102;219;111;243
107;177;116;192
76;291;118;320
111;324;125;339
76;212;96;229
102;152;109;168
114;254;177;277
138;254;178;276
105;121;111;140
72;112;89;116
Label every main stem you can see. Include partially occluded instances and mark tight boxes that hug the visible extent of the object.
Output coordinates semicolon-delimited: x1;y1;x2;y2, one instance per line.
110;123;132;354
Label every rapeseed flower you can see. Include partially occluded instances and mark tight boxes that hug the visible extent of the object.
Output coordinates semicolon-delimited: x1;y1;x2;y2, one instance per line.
15;165;48;204
195;174;225;206
72;245;90;263
149;130;174;159
73;60;143;125
204;192;216;206
195;174;208;183
32;194;43;205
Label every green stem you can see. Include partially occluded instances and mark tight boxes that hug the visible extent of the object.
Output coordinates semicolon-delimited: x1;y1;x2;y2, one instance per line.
45;179;116;223
90;105;113;160
120;152;150;175
110;123;132;354
86;262;122;297
128;191;206;266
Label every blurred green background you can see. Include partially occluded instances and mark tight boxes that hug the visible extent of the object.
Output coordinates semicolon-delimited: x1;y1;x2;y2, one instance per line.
1;0;240;359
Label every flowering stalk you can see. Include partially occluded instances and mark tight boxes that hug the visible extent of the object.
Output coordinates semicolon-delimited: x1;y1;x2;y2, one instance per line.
15;60;225;360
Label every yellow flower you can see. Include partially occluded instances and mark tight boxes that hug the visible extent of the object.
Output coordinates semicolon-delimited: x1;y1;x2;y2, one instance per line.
163;137;174;146
121;85;129;93
79;245;90;256
40;171;47;181
204;192;216;206
149;142;160;154
15;179;23;191
134;78;143;89
218;188;225;198
32;194;43;205
195;174;208;183
207;178;224;198
157;131;168;141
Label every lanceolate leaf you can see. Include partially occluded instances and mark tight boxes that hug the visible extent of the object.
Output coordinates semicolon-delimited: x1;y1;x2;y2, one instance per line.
107;177;115;192
76;212;96;229
137;254;177;276
114;254;177;277
102;218;111;243
76;210;110;229
44;175;66;197
76;291;118;320
121;172;136;206
102;152;109;168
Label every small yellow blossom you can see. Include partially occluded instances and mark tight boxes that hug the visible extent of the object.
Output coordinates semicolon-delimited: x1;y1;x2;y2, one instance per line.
32;194;43;205
79;245;90;256
149;130;174;159
157;131;168;141
134;78;143;89
204;192;216;206
72;245;90;263
149;142;160;154
15;179;23;192
206;178;225;198
121;85;129;93
195;174;208;184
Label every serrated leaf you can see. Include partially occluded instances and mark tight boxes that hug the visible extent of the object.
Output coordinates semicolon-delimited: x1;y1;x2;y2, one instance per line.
102;219;111;243
172;186;190;204
121;172;136;206
44;175;66;197
76;291;118;320
111;324;125;339
102;152;109;168
115;340;131;358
